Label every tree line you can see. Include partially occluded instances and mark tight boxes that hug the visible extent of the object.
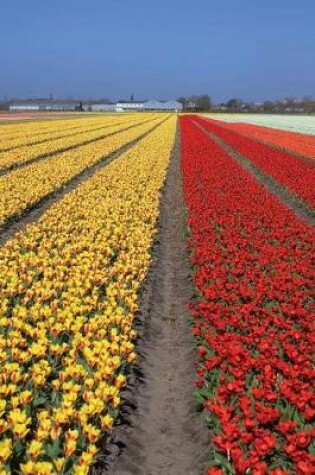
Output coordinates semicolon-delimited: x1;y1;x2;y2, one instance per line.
177;95;315;114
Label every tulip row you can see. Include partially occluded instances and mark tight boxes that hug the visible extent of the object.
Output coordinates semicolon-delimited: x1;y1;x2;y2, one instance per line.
180;117;315;475
214;121;315;160
0;117;131;152
0;115;164;228
0;115;153;171
193;116;315;210
0;116;106;141
0;115;176;474
205;113;315;136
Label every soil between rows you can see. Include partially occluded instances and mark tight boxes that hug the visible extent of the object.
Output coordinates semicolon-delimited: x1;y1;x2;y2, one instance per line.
94;125;209;475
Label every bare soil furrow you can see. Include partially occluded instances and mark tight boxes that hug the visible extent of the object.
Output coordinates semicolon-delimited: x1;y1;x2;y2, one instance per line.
99;125;209;475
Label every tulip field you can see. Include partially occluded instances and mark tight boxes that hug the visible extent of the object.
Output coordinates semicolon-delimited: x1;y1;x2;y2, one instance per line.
181;116;314;475
0;113;314;475
206;114;315;136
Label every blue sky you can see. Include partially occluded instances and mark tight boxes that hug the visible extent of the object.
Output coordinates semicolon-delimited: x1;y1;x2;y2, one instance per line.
1;0;314;102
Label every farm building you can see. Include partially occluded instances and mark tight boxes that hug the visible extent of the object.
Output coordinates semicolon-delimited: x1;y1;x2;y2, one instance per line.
9;101;40;111
9;99;81;111
83;102;116;112
116;100;182;112
8;98;182;112
116;101;145;112
143;100;182;112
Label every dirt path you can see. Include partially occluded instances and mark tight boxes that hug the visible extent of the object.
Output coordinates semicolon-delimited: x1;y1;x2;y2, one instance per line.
193;120;315;226
0;117;169;247
101;126;209;475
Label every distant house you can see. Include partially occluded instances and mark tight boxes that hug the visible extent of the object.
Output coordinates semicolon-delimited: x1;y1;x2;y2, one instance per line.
83;102;116;112
9;99;81;111
10;100;40;111
115;100;182;112
116;101;145;112
218;103;228;110
143;100;182;112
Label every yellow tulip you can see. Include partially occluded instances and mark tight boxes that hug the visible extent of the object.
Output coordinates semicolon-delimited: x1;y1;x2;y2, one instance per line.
54;458;65;472
101;414;114;430
19;390;32;405
20;460;36;475
33;461;55;475
27;439;43;459
64;438;77;457
0;400;6;416
73;465;89;475
0;114;176;470
0;438;12;463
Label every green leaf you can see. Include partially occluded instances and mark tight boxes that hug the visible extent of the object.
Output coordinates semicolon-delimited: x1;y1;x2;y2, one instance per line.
46;439;61;459
32;396;47;407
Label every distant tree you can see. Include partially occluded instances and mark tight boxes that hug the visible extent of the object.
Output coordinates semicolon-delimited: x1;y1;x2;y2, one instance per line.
227;98;243;111
177;96;187;105
176;97;189;111
130;94;134;102
186;95;198;108
185;94;212;111
301;96;315;113
75;101;84;111
263;101;275;112
196;94;212;111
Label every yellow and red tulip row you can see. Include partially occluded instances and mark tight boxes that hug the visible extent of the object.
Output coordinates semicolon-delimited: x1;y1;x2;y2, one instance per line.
0;115;176;474
0;115;164;228
0;115;155;170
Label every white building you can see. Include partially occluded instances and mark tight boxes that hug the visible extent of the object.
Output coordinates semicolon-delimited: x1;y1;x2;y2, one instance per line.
9;99;80;111
83;102;116;112
8;98;183;113
143;100;182;112
10;102;39;111
116;101;145;112
115;100;182;112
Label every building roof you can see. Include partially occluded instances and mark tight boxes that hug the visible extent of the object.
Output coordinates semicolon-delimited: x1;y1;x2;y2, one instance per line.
10;98;81;105
117;100;146;104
